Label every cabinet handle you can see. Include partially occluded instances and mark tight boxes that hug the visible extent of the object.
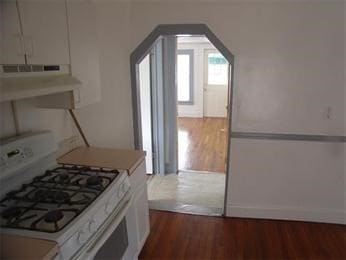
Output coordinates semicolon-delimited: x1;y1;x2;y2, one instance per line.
16;35;25;56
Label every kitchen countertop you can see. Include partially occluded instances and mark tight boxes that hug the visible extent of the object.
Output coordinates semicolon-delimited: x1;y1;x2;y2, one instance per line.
0;234;58;260
58;146;146;175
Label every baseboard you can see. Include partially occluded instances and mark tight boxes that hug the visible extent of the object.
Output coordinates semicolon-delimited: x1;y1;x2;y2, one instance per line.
226;204;345;224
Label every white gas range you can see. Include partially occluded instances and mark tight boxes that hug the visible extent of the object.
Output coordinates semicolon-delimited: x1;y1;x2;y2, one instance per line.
0;132;133;260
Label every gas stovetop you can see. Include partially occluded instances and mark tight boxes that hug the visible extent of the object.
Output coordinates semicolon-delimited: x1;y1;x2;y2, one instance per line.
0;165;119;233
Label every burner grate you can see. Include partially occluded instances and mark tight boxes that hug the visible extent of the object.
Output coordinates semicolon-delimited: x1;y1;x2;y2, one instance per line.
30;208;79;233
0;165;119;233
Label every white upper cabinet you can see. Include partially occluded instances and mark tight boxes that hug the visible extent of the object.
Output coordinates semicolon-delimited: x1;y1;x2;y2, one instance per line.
1;0;100;107
18;0;69;65
1;1;25;64
67;1;101;107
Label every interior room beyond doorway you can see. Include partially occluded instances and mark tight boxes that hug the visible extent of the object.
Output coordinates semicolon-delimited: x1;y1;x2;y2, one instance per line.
177;36;229;174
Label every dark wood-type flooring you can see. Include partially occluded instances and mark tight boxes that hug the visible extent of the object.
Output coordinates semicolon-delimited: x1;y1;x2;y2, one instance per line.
178;117;227;173
139;210;345;260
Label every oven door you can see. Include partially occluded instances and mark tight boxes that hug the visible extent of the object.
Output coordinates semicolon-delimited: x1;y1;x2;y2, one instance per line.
73;193;133;260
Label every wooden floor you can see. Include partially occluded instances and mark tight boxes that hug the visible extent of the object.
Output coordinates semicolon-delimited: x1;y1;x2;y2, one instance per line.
139;210;346;260
178;117;227;173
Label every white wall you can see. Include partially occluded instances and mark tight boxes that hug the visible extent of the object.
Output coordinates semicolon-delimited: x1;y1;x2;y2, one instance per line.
343;2;346;214
177;41;216;118
73;2;134;149
229;139;345;224
0;102;17;139
344;3;346;136
0;100;75;143
129;1;345;223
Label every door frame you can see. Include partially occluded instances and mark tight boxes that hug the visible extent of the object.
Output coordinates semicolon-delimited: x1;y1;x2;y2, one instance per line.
130;24;235;215
138;53;154;174
149;40;165;175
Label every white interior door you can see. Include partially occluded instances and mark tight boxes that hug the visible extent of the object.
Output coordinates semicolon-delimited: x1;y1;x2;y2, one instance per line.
139;54;153;174
203;50;229;118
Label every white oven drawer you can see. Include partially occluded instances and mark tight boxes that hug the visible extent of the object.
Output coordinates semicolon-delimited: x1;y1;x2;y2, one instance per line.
72;192;133;260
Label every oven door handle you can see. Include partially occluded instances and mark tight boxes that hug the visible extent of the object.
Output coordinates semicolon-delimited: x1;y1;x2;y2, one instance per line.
73;193;133;260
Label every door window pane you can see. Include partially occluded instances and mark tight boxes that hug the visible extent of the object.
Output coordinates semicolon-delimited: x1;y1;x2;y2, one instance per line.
177;53;191;103
207;53;228;85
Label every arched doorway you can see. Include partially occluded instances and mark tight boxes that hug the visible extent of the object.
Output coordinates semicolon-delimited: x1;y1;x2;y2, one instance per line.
130;24;234;215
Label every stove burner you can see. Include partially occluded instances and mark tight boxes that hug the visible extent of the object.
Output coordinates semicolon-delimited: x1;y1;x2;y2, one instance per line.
44;210;64;223
80;166;92;172
45;171;53;176
1;207;22;220
86;176;103;186
34;190;70;203
56;173;70;184
59;174;69;180
1;165;119;233
5;190;18;199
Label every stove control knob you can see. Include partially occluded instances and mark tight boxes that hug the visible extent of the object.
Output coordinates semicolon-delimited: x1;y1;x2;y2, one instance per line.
88;220;97;233
77;230;89;245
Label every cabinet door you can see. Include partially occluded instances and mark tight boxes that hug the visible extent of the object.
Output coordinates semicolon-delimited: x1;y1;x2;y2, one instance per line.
124;202;139;260
18;0;69;64
124;188;150;260
0;1;25;64
66;1;101;107
133;182;150;253
128;161;150;256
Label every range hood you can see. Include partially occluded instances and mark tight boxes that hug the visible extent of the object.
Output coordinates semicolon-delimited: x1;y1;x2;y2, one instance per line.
0;65;81;102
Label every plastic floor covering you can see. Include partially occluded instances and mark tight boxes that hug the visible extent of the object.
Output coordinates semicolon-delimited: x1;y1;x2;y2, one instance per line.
147;170;226;216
